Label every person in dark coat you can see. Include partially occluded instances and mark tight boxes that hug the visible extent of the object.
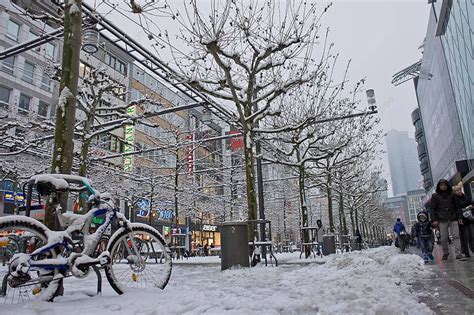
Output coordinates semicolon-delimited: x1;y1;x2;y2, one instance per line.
429;179;464;260
413;211;434;262
453;185;474;258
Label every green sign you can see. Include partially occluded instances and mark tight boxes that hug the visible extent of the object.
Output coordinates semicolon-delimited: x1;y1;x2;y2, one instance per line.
92;217;105;225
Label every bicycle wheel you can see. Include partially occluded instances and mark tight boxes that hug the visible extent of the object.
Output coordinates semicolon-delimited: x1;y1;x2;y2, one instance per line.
0;218;62;303
105;224;172;294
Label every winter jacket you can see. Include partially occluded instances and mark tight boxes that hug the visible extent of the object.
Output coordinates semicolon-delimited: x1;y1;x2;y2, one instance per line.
393;222;406;235
429;192;460;221
414;212;433;239
316;226;326;242
429;179;461;221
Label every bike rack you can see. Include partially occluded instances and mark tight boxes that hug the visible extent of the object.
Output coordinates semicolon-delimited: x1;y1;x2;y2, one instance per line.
248;219;278;267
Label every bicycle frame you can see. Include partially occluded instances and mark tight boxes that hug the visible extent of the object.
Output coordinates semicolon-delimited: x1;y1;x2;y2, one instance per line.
24;206;121;273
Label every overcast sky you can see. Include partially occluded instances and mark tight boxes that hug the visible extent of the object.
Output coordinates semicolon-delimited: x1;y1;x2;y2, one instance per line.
94;0;431;195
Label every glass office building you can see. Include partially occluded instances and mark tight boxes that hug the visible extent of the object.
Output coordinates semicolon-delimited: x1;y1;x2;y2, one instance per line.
434;0;474;165
415;6;467;185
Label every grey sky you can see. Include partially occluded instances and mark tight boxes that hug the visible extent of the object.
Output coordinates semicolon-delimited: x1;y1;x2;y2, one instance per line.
322;0;429;135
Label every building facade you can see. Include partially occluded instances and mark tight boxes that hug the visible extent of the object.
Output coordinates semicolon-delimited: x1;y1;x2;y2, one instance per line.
383;195;409;229
406;189;426;225
412;1;473;199
385;129;422;196
411;108;433;190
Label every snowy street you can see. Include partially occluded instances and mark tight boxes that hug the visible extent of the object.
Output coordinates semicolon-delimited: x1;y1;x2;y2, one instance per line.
1;247;439;314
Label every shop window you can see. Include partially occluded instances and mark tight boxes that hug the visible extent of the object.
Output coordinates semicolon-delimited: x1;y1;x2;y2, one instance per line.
2;56;15;75
22;61;35;84
0;86;11;109
18;93;31;114
6;20;20;41
37;101;49;117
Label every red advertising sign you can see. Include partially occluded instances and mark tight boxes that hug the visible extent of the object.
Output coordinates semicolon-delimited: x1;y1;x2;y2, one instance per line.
230;130;243;151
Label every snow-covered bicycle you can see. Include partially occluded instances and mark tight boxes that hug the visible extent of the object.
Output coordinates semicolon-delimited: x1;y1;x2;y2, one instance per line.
0;174;172;303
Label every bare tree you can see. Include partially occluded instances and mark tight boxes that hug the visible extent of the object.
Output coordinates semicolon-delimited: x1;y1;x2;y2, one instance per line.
149;0;333;228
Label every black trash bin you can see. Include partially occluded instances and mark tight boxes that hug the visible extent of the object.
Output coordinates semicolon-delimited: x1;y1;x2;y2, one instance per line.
323;234;336;255
221;221;250;270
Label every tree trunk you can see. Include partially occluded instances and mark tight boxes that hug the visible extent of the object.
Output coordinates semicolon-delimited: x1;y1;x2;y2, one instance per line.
243;130;257;241
326;171;334;233
46;0;82;230
297;157;310;258
349;207;355;235
339;190;347;235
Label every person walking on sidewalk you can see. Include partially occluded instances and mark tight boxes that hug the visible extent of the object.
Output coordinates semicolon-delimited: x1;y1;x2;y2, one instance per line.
393;218;407;251
453;185;474;258
413;211;434;262
429;179;464;261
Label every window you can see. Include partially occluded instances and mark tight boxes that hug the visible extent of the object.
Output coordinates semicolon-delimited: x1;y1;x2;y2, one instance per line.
18;93;31;113
2;56;15;75
79;62;93;78
28;31;41;52
44;43;56;60
6;20;20;41
0;86;11;109
41;73;51;91
105;52;127;75
37;101;49;117
117;60;127;75
22;61;35;83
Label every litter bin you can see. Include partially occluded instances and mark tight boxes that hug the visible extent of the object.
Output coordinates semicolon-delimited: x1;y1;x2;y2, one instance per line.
322;234;336;255
351;237;360;251
221;221;250;270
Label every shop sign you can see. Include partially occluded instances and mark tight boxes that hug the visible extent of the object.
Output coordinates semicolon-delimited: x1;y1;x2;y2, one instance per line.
15;193;25;206
158;209;174;220
136;198;151;217
202;224;218;232
4;191;15;203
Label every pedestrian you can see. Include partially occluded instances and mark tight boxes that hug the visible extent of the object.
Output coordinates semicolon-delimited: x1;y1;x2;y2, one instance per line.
429;179;464;260
316;219;326;255
203;243;209;257
453;185;474;258
316;219;325;243
393;218;407;251
413;210;435;262
355;228;363;250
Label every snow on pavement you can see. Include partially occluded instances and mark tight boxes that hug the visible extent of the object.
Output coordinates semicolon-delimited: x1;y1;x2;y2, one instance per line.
1;246;433;314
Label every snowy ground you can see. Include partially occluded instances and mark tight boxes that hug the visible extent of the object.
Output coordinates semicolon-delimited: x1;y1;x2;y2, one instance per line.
1;246;433;314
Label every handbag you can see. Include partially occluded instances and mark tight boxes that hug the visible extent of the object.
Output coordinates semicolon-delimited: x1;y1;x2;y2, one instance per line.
462;207;474;221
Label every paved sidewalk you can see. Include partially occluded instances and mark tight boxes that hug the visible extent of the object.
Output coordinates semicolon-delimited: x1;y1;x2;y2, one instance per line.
409;244;474;314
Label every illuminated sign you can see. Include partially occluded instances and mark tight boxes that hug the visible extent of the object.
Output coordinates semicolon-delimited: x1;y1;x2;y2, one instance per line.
123;105;136;172
15;193;25;206
4;191;14;202
136;198;151;217
202;224;218;232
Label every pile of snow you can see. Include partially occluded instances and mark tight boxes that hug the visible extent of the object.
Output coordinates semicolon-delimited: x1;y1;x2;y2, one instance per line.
1;246;432;314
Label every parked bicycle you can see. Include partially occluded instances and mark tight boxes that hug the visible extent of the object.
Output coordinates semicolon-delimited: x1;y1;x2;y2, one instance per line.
0;174;172;303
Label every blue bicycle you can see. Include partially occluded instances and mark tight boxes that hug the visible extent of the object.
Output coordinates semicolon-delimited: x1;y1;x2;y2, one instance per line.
0;174;172;303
